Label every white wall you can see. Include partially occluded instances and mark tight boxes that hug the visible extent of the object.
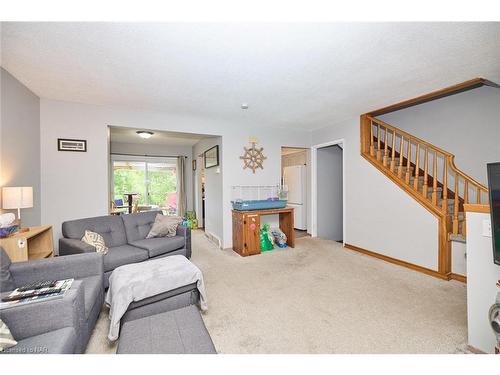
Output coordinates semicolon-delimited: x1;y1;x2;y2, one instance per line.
317;145;343;241
466;212;500;353
192;137;223;244
379;86;500;185
1;68;41;227
40;99;310;249
311;118;439;271
110;141;195;211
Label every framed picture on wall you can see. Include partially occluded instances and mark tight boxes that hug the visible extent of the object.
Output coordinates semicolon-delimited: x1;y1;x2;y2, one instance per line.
58;138;87;152
204;145;219;169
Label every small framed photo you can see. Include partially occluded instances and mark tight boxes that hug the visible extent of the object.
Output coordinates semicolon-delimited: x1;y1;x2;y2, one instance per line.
204;145;219;169
58;138;87;152
192;159;197;171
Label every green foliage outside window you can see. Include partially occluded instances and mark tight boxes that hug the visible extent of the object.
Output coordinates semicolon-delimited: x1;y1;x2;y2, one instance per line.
113;163;177;206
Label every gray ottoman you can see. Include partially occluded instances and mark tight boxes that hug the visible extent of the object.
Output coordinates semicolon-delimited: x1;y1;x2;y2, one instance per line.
117;305;216;354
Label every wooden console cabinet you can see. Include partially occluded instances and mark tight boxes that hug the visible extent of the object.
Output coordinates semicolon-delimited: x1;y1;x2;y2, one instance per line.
232;207;295;256
0;226;54;262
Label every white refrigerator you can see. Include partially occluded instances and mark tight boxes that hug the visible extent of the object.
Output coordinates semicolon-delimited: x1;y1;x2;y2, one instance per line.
283;165;307;230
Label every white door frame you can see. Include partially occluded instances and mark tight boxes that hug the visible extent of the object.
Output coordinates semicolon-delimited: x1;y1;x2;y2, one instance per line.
310;139;346;243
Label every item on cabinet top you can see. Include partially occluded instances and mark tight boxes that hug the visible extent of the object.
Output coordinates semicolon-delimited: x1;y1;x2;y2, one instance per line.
231;185;287;211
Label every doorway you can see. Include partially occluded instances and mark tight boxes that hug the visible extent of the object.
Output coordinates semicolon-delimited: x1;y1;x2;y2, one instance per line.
311;140;345;243
281;147;310;238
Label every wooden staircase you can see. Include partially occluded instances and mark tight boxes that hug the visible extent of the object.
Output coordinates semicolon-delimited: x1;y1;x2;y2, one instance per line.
360;114;488;280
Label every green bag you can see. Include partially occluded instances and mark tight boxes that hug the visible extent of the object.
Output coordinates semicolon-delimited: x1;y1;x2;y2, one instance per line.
260;223;274;251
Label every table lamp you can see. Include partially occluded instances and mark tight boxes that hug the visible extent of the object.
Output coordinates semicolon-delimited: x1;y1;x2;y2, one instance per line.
2;186;33;232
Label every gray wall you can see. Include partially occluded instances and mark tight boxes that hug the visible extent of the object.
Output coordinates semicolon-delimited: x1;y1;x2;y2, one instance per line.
0;68;41;227
317;145;343;241
110;141;194;211
379;86;500;185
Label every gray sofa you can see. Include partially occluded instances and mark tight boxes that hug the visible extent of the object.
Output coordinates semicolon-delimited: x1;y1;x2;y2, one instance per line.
0;248;104;353
59;211;191;287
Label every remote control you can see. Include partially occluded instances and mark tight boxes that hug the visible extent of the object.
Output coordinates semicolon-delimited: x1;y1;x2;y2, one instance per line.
1;288;62;302
17;280;58;292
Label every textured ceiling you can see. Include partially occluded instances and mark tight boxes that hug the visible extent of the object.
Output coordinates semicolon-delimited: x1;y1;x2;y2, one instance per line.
2;22;500;130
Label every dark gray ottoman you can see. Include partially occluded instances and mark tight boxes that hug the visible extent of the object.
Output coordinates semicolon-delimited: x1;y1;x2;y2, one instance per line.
117;305;216;354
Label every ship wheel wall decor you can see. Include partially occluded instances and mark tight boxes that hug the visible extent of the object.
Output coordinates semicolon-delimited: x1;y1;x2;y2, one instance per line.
240;142;267;173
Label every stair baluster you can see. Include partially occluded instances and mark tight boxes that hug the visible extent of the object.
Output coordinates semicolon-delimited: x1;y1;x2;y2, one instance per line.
413;144;420;191
369;120;375;157
383;127;389;166
377;123;381;161
398;135;404;178
453;173;460;234
432;151;438;205
405;139;411;184
423;147;429;198
442;158;448;213
463;181;468;236
390;130;396;172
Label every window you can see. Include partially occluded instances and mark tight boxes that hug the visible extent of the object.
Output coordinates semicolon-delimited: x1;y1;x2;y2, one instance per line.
112;156;178;214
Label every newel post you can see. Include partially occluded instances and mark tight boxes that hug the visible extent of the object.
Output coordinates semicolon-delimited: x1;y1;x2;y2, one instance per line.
360;114;371;155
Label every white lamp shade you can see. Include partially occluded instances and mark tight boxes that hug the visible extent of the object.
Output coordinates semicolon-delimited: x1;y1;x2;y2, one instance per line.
2;186;33;209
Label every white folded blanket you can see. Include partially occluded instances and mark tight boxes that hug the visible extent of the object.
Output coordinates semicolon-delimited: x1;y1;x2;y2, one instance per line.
105;255;207;341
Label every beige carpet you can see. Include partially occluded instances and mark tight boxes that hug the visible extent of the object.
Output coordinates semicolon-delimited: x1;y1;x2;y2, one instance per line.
86;230;467;354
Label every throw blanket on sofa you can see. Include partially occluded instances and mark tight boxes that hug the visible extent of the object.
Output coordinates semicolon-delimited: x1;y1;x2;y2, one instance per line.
105;255;207;341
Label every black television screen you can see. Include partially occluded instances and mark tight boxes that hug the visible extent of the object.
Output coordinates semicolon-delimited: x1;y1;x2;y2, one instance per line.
487;162;500;265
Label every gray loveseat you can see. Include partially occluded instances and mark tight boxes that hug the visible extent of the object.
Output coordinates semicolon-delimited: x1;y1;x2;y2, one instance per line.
59;211;191;287
0;248;104;354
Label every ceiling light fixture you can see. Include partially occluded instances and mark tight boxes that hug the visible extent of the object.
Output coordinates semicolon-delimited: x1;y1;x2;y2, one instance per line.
136;131;154;139
241;103;249;110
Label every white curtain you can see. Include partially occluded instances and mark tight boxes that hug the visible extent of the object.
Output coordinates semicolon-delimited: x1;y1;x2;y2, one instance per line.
177;156;187;217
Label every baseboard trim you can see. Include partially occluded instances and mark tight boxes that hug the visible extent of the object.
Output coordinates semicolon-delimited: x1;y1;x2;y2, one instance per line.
450;273;467;283
344;243;450;280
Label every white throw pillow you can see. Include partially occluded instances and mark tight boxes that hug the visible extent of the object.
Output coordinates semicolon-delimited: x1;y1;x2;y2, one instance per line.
0;318;17;352
146;214;183;238
81;230;109;254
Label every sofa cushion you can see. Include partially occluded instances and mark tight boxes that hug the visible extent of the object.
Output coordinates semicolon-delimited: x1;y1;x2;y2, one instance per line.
130;236;186;258
117;305;216;354
81;230;108;254
122;211;162;243
80;275;102;319
146;214;183;238
104;245;149;272
62;215;127;248
3;327;76;354
0;248;15;293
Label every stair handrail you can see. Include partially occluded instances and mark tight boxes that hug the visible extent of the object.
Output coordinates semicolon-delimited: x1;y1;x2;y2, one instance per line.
366;115;488;196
